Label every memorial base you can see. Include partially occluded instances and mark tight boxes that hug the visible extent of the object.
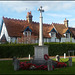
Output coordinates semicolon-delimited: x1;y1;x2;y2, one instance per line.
34;45;48;60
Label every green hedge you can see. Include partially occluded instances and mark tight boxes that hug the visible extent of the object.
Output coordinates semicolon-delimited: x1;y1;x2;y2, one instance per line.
47;43;75;56
0;43;75;58
0;44;35;58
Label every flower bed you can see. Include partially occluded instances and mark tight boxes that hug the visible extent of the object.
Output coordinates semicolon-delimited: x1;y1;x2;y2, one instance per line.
19;61;50;70
55;61;67;68
19;60;67;70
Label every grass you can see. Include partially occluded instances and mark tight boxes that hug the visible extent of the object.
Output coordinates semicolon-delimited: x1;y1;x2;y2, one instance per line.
0;58;75;74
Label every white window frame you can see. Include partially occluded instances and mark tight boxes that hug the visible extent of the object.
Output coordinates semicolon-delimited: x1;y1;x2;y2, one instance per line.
66;33;70;38
51;32;56;38
23;31;31;37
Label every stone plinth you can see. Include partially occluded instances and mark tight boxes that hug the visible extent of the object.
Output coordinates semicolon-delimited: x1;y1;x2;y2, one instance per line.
34;45;48;60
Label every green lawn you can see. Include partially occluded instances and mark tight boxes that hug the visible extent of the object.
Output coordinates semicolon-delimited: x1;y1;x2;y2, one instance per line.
0;58;75;74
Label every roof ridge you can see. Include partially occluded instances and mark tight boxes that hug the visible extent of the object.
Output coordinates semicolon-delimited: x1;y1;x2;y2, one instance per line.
43;23;52;26
3;16;27;22
3;16;51;26
32;21;39;24
32;21;52;26
52;22;64;25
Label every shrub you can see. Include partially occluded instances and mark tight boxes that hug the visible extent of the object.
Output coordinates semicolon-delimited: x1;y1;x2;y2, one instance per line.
0;42;75;58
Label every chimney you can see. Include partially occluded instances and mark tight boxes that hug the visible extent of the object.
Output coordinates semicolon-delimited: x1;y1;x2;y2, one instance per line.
26;11;33;23
64;18;69;27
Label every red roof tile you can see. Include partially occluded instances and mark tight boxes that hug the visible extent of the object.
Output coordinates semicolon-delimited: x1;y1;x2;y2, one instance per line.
52;23;68;37
69;27;75;38
3;17;52;38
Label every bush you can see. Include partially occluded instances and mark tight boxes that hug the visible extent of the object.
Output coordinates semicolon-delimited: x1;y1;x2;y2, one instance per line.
45;42;75;56
0;44;35;58
0;42;75;58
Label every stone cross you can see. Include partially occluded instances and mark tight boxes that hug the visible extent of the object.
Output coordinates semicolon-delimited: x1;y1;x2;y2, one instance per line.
38;6;44;46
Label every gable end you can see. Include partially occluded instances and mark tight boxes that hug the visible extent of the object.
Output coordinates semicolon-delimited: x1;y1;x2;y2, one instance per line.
24;26;32;32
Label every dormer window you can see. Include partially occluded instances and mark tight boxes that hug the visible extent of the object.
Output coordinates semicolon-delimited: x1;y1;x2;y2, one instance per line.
49;28;57;38
65;29;71;38
51;32;56;37
23;26;32;37
23;31;27;37
66;33;70;38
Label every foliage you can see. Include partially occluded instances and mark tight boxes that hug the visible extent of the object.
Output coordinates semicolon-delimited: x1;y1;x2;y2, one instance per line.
0;58;75;74
0;44;35;58
19;60;66;70
19;61;48;70
0;42;75;58
55;61;67;68
45;42;75;56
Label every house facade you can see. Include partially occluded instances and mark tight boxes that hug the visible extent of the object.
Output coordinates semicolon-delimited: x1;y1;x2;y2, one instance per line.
0;11;75;44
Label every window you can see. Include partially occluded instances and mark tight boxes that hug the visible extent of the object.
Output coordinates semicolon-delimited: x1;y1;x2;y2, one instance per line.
23;31;31;37
23;26;32;37
51;33;54;37
23;31;27;36
65;29;70;38
66;33;70;38
51;32;55;37
28;31;31;36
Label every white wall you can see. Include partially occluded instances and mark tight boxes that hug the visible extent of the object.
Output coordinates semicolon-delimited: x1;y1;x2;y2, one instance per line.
61;38;70;42
0;22;11;43
65;38;70;42
51;38;55;42
35;39;39;43
43;38;59;42
49;33;51;36
11;37;17;43
72;38;75;43
56;39;59;42
44;38;47;42
47;38;50;42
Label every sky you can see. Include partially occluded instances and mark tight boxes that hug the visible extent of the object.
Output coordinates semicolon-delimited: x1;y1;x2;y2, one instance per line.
0;1;75;27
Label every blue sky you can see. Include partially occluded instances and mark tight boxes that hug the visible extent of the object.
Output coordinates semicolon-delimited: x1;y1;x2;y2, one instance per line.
0;1;75;27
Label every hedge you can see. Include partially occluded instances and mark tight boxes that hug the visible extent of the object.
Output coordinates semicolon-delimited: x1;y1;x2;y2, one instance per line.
0;43;75;58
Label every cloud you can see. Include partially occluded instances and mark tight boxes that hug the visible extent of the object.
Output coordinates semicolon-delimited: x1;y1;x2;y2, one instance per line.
0;1;75;13
0;1;38;13
69;18;75;27
38;1;75;11
70;18;75;21
46;13;72;18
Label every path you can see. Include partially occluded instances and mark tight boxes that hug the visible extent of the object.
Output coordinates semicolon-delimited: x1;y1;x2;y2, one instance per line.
0;56;75;61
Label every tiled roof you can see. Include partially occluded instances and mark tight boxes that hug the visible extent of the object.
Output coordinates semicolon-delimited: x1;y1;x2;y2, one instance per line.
3;17;52;38
69;27;75;37
52;23;68;37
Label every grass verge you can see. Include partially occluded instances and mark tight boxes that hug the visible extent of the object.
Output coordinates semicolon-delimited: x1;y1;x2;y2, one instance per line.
0;58;75;74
